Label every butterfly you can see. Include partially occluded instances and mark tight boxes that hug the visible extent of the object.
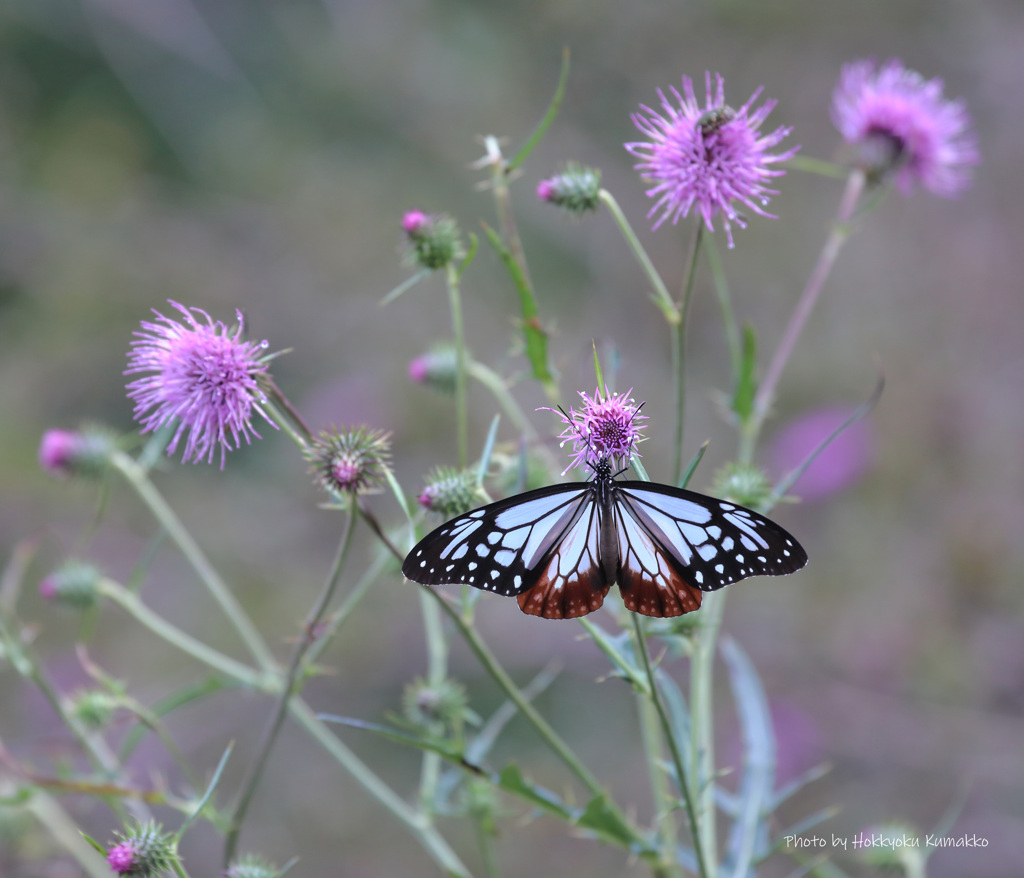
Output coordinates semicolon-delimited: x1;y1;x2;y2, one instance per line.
402;456;807;619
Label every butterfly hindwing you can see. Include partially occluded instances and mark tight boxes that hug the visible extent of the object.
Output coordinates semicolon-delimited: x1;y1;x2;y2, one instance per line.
402;483;591;597
516;496;610;619
615;482;808;591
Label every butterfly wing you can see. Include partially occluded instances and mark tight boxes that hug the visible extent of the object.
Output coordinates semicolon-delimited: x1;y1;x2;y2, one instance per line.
403;483;609;617
612;482;808;618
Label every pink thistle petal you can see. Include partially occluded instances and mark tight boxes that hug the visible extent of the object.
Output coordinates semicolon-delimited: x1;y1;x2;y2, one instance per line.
125;301;275;468
626;72;798;248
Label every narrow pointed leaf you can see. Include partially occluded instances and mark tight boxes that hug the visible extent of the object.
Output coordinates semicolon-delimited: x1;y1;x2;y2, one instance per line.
731;324;758;423
497;764;573;821
508;47;570;172
678;439;709;489
380;269;430;306
577;793;644;849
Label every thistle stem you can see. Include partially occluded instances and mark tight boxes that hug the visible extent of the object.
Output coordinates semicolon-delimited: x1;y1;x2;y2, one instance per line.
223;507;357;865
110;451;275;672
672;223;703;484
446;262;469;468
631;615;708;878
742;169;866;463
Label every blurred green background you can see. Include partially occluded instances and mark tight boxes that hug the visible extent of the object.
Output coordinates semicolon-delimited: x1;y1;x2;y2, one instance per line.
1;0;1022;876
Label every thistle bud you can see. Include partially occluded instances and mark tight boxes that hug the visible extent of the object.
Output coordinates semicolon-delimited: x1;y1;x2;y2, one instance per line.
403;676;468;732
39;561;102;610
417;467;480;518
408;344;458;395
536;163;602;215
224;854;288;878
67;689;118;730
106;821;179;877
306;426;391;498
711;463;772;510
401;210;464;270
38;425;117;480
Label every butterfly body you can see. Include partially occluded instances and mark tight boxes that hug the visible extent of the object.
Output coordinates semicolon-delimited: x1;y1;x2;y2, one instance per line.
403;459;807;620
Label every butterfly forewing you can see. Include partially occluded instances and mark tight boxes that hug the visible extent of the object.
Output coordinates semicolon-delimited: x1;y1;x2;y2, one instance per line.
402;483;591;597
615;482;808;591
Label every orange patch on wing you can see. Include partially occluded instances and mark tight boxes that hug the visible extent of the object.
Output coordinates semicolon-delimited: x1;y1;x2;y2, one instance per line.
517;570;609;619
618;564;703;618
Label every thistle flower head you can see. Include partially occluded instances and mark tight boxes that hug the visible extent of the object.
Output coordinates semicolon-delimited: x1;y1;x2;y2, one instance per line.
417;466;480;517
125;301;274;468
543;386;647;474
536;163;603;215
626;72;798;247
38;425;117;480
306;425;391;497
106;821;178;877
401;210;464;270
831;59;979;197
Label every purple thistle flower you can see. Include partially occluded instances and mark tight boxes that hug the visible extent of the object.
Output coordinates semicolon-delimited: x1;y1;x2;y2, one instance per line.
543;386;647;473
626;72;798;248
106;841;137;874
125;301;274;468
831;59;979;197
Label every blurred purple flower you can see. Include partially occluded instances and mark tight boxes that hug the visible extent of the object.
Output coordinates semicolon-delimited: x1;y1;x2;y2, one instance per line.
106;841;136;874
125;301;274;468
724;700;823;787
626;72;798;247
543;386;646;473
38;429;82;477
831;59;979;197
768;405;874;501
401;209;428;235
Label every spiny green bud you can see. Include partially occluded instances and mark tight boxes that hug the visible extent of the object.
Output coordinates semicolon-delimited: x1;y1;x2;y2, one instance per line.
408;344;458;395
106;820;179;877
224;853;288;878
417;467;480;518
38;424;117;480
856;822;925;873
402;676;468;732
306;425;391;498
66;689;118;730
401;210;465;270
536;163;603;214
38;560;102;610
711;463;772;510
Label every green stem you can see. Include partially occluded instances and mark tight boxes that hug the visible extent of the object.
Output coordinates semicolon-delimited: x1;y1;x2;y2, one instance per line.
484;135;533;289
701;234;742;383
672;223;703;484
224;508;357;865
631;616;708;878
417;587;448;814
289;699;474;878
637;688;681;876
446;262;469;468
742;169;866;464
430;590;608;802
476;821;501;878
689;592;725;878
599;189;679;325
468;360;538;439
110;451;275;672
97;579;268;690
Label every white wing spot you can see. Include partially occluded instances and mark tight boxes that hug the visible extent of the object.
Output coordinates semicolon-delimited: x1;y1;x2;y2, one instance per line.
735;554;744;563
514;575;522;587
715;564;724;574
494;549;516;567
420;560;426;568
487;531;501;545
707;526;722;539
783;550;791;557
720;502;735;511
468;562;477;571
490;569;500;580
452;544;468;560
758;555;767;563
475;544;489;558
698;544;718;561
446;564;454;572
722;536;734;551
468;510;485;518
502;528;529;551
695;571;703;584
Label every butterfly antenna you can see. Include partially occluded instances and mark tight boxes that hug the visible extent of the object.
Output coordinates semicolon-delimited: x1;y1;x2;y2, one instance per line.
611;400;646;479
559;404;602;480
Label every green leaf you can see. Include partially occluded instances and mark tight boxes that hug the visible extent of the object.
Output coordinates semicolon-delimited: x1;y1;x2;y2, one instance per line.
577;793;644;849
318;715;471;767
119;677;228;762
508;47;570;172
174;742;233;841
629;453;650;482
455;232;479;281
677;439;709;489
578;618;648;692
80;833;107;856
497;764;573;821
721;635;775;878
476;415;501;489
380;269;430;306
731;324;758;423
482;223;555;390
770;374;884;505
592;340;605;390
